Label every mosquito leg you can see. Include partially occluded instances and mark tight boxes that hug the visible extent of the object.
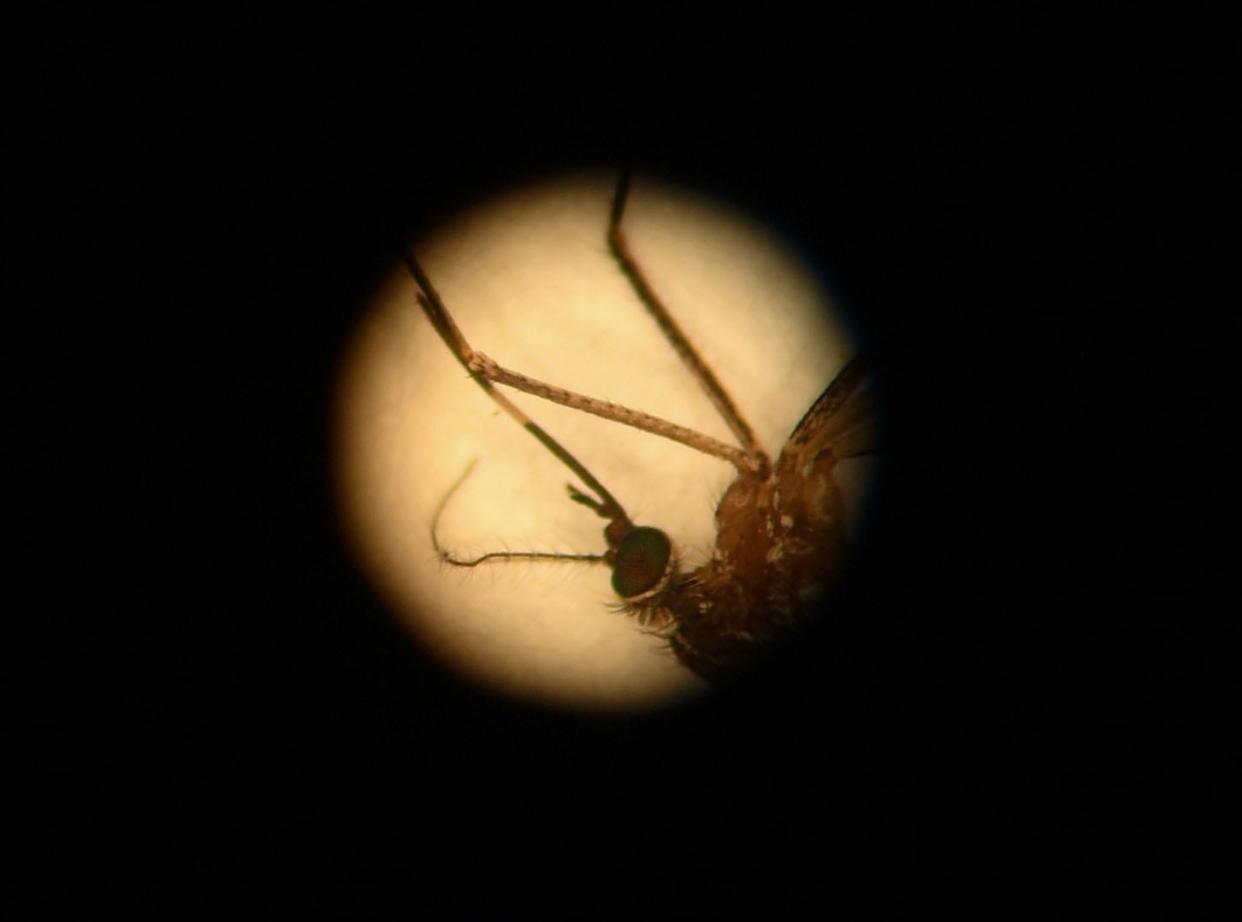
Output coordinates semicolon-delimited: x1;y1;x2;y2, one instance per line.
431;459;609;568
402;249;634;538
470;352;760;475
404;248;761;476
607;170;771;477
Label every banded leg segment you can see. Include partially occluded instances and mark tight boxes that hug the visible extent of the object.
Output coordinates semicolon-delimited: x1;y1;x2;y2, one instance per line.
402;249;635;540
607;170;771;478
469;352;759;474
404;246;761;476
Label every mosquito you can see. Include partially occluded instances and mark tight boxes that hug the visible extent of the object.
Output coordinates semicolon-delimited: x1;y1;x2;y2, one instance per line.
402;172;875;682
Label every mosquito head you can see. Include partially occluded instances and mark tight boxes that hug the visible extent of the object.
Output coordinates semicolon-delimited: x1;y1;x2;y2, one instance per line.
611;526;673;598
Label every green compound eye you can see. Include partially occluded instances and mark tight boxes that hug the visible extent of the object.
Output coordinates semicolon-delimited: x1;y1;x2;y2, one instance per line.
611;527;673;598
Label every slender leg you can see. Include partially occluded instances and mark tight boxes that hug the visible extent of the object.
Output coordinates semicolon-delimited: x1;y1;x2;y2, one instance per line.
404;248;760;475
468;352;759;474
607;170;770;477
403;248;635;541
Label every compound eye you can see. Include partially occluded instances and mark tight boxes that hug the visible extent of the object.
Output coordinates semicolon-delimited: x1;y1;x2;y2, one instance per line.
611;527;672;598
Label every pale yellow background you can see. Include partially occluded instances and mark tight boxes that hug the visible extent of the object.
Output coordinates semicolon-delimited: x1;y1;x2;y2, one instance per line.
334;172;863;713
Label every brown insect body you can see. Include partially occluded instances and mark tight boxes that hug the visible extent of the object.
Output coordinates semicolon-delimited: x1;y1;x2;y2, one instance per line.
627;357;867;681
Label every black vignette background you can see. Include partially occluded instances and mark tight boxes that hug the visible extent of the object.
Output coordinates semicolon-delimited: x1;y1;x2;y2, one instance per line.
31;20;1238;917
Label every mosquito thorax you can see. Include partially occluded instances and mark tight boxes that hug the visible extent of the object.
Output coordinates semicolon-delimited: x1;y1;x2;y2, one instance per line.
610;526;673;598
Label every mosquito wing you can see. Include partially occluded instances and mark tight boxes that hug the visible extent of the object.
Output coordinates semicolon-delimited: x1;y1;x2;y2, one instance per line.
780;353;876;467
